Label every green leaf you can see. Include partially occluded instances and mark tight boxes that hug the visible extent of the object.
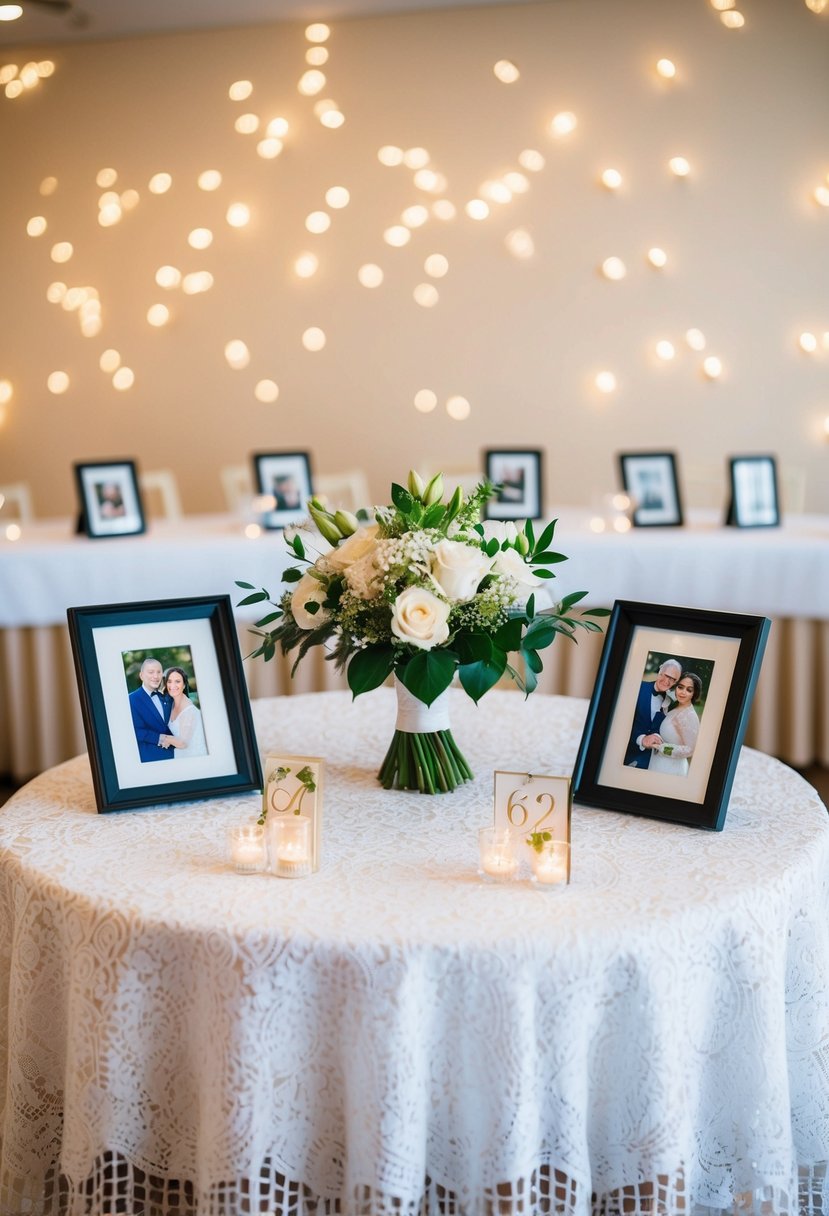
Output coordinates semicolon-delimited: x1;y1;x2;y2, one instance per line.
522;662;538;696
458;646;507;703
583;607;612;617
303;600;320;615
453;631;493;665
398;648;457;706
391;482;416;515
493;617;524;652
523;620;557;650
526;593;536;619
421;501;446;529
532;519;557;557
291;533;306;560
525;519;535;550
254;610;284;627
533;568;557;579
237;590;269;606
485;537;500;558
531;550;568;565
472;523;485;537
282;567;303;583
559;590;588;611
347;645;396;698
236;580;256;590
522;647;544;674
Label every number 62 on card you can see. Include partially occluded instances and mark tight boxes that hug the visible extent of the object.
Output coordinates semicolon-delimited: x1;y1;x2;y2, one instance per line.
493;771;572;858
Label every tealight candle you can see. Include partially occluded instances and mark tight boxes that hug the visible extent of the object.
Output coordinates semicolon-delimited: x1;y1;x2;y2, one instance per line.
228;823;267;874
529;839;570;888
269;814;313;878
478;826;519;882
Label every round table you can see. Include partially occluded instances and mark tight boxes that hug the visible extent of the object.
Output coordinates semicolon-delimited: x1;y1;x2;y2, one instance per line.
0;690;827;1216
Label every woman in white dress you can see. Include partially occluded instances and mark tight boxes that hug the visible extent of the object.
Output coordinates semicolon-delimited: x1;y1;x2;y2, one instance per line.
648;671;701;776
160;667;208;758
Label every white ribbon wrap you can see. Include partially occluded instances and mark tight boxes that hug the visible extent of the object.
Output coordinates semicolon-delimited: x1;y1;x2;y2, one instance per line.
394;674;451;733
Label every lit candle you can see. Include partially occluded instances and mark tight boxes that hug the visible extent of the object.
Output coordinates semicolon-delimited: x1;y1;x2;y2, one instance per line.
530;840;570;888
269;814;313;878
228;824;267;874
478;826;518;882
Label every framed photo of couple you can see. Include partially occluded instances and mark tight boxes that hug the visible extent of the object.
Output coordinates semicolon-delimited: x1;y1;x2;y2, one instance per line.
253;451;313;530
483;449;543;520
617;452;683;528
74;459;146;539
726;454;780;528
573;601;770;831
67;595;262;813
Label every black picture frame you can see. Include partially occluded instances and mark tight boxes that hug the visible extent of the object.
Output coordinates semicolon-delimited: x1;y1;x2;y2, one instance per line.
483;449;543;520
67;595;263;813
74;459;146;539
618;451;683;527
573;600;770;831
726;455;780;528
252;451;314;530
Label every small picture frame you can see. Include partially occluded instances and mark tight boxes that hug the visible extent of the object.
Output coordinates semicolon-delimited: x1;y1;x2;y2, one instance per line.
262;754;323;872
573;600;770;831
726;455;780;528
67;595;263;813
483;449;543;520
252;451;313;530
618;452;683;527
493;770;571;876
74;459;146;538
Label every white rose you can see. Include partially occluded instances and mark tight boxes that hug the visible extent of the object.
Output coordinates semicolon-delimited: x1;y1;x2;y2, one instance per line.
391;586;451;650
290;571;330;630
430;539;493;602
491;546;542;602
479;520;519;546
327;525;379;572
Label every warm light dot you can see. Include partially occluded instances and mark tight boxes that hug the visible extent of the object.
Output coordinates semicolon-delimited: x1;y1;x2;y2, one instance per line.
254;379;279;403
298;70;326;96
19;62;38;88
98;204;122;227
100;349;121;372
156;265;182;289
600;168;623;190
519;148;545;172
805;0;828;10
325;186;350;209
305;210;331;234
5;524;21;542
655;340;676;361
710;0;735;8
39;176;58;196
302;327;326;352
47;371;69;394
720;10;745;27
414;389;437;413
402;204;429;228
188;228;213;250
234;113;260;134
182;271;213;294
0;6;22;20
595;371;617;393
505;228;534;259
612;493;632;511
378;145;404;167
493;59;520;84
446;395;471;421
320;108;345;129
198;169;222;191
799;331;819;353
80;315;102;337
120;189;140;210
148;172;172;194
465;199;490;220
305;22;330;42
226;203;251;228
589;517;607;533
813;185;829;207
267;116;289;138
4;80;22;98
685;328;706;351
306;46;329;65
432;200;457;221
0;379;12;404
26;215;46;236
480;180;513;204
703;356;723;379
424;253;448;277
253;494;276;513
314;97;337;118
601;256;627;281
414;283;439;308
147;304;170;327
46;281;66;303
613;516;632;533
96;168;118;188
257;138;283;159
229;80;253;101
224;340;250;369
669;157;691;177
647;247;668;268
112;367;135;391
50;241;73;264
295;252;319;278
244;523;262;539
502;171;529;194
0;63;16;83
550;111;577;137
403;147;430;169
384;225;411;247
413;168;440;192
62;287;84;311
656;58;676;78
357;263;383;288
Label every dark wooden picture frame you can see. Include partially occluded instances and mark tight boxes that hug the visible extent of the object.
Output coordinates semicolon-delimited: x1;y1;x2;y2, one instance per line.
618;452;683;528
726;455;780;528
67;595;263;813
483;449;543;520
74;459;146;539
252;451;313;530
573;600;770;831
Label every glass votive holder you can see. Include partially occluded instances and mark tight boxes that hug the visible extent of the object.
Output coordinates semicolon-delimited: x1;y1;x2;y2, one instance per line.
228;823;268;874
269;814;313;878
529;838;570;889
477;825;519;883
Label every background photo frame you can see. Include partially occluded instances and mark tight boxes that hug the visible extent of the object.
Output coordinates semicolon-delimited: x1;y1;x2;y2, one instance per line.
618;451;683;528
573;600;770;831
67;595;263;813
483;449;543;520
74;459;146;538
726;455;780;528
252;451;313;530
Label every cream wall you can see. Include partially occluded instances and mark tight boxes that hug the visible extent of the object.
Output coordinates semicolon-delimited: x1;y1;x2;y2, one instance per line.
1;0;828;519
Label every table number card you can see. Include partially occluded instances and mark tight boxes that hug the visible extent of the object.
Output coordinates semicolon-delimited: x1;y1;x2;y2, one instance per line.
493;770;572;872
262;754;323;871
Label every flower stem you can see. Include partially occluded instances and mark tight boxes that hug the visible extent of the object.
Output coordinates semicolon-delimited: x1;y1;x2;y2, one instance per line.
377;729;473;794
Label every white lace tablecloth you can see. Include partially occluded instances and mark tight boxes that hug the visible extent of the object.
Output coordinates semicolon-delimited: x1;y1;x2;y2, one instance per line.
1;690;827;1216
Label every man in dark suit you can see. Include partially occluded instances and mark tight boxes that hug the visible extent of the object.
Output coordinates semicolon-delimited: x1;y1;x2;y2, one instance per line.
624;658;682;769
129;657;174;762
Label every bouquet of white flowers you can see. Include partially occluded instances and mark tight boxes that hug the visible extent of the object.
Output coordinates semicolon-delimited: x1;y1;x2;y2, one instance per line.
238;471;607;794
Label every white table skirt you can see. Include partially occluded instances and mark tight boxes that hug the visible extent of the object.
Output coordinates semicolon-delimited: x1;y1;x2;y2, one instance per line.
0;691;827;1216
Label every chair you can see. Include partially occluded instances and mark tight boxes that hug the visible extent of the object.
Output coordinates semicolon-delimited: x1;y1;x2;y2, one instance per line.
0;482;34;523
314;469;371;513
139;469;183;520
221;464;254;515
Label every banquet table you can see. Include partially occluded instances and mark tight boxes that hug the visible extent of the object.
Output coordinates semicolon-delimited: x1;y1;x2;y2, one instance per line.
2;509;829;777
0;690;827;1216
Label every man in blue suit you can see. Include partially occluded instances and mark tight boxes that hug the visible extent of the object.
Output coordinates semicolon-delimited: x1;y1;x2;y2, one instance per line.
129;656;174;762
624;658;682;769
